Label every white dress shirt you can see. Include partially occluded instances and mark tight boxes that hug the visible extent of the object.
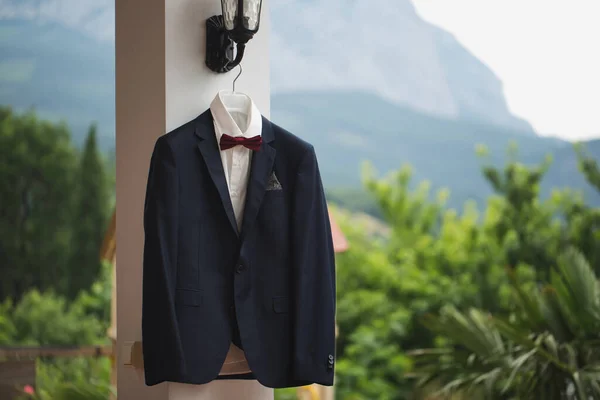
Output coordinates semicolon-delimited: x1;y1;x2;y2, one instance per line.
210;90;262;232
210;90;261;375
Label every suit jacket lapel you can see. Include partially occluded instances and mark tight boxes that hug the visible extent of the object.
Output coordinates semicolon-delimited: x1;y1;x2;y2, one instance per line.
240;117;276;242
195;111;239;236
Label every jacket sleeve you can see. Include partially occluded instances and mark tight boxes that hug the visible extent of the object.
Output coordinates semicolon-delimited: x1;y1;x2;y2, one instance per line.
141;136;185;385
291;145;337;386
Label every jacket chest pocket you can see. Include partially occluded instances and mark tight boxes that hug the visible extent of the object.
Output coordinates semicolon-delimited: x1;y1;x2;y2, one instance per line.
262;190;287;223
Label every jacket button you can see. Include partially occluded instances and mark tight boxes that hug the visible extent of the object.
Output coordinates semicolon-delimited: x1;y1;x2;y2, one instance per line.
236;264;246;273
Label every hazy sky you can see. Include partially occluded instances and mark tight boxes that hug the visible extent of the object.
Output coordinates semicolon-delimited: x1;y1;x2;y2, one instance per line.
413;0;600;141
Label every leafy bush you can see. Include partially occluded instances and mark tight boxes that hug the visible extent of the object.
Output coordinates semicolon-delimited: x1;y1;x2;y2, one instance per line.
6;289;106;346
0;260;111;346
15;357;114;400
412;248;600;399
1;261;113;399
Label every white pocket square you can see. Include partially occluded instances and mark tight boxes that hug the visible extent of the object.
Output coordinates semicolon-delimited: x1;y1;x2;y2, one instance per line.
266;171;282;191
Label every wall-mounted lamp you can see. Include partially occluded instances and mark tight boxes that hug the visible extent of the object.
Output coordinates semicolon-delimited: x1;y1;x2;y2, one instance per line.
206;0;263;73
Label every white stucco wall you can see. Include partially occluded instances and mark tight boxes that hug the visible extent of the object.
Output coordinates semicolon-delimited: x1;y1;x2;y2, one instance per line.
116;1;270;399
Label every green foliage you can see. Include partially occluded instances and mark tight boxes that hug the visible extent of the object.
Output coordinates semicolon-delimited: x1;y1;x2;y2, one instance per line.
0;106;77;300
334;143;600;399
0;300;16;345
576;142;600;192
558;144;600;273
0;259;111;346
74;260;112;326
412;248;600;399
0;297;104;348
333;162;508;398
1;259;113;399
6;289;107;346
15;357;114;400
333;205;413;399
67;124;110;299
0;108;114;302
0;109;114;399
479;146;560;282
274;388;298;400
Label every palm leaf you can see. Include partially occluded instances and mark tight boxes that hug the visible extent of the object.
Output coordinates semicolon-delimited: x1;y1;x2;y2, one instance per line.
539;286;573;341
411;249;600;399
501;348;536;393
572;371;589;399
555;248;600;331
557;248;599;312
505;267;544;329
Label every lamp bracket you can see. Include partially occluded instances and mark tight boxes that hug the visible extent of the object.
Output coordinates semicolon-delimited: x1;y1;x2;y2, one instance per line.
206;15;241;73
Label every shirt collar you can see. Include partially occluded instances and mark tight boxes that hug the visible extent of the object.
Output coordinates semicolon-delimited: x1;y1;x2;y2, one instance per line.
210;90;262;143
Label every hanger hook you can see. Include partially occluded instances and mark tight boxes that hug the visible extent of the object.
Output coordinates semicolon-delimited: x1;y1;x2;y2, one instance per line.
232;64;242;93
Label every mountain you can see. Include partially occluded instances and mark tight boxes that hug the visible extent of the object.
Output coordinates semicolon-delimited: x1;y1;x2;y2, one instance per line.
270;0;533;132
0;19;114;147
270;91;600;209
1;2;599;211
1;0;531;133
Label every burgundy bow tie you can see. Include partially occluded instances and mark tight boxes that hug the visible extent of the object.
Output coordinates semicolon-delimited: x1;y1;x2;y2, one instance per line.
219;134;262;151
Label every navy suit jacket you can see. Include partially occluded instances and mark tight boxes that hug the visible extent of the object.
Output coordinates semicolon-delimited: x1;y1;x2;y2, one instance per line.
141;110;336;388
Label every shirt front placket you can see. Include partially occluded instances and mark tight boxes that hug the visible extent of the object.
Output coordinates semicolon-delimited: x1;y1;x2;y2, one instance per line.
229;146;245;228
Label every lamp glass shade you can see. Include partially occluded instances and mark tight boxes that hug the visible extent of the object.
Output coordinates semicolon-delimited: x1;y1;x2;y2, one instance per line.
242;0;261;31
221;0;238;30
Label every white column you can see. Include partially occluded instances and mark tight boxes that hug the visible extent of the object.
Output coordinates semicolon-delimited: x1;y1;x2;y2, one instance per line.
116;0;271;399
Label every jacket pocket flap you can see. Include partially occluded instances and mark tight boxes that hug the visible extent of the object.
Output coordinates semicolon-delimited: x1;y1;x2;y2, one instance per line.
272;296;289;313
175;288;202;307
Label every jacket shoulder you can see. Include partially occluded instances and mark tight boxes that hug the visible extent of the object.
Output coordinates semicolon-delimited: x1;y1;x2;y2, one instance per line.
269;120;315;165
270;121;313;150
269;120;317;173
155;111;209;152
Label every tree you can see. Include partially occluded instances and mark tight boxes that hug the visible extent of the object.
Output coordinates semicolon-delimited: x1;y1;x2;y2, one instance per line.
67;124;109;298
0;107;77;300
